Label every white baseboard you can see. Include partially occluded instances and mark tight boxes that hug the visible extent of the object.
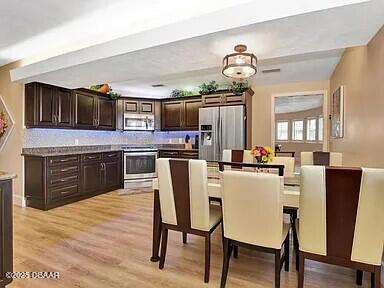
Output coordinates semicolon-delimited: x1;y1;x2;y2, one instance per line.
13;194;25;207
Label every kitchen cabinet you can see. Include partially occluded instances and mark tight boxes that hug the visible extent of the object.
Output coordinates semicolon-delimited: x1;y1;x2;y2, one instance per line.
123;99;154;114
159;149;199;159
0;179;13;287
74;90;116;130
162;100;183;130
97;97;116;129
24;151;122;210
161;97;202;130
202;92;246;107
81;153;103;194
25;82;74;128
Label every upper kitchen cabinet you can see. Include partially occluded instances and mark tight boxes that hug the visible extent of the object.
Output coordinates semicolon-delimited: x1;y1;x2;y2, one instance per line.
162;100;183;130
161;97;202;130
97;97;116;130
25;82;74;128
74;89;116;130
201;90;253;107
123;99;154;114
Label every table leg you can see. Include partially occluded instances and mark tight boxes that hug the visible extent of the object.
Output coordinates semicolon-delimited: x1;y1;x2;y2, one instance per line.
151;189;162;262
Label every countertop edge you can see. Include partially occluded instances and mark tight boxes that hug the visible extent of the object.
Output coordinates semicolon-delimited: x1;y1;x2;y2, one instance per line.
0;172;17;181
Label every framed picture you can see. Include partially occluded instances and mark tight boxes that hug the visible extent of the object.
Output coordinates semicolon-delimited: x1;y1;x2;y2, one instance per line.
331;86;344;138
0;95;15;153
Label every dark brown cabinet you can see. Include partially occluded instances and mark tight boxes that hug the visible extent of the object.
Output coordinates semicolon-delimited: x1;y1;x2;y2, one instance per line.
24;151;122;210
97;97;116;129
74;90;116;130
159;149;199;159
202;92;246;107
74;92;97;129
0;180;13;287
123;99;154;114
25;82;74;128
161;97;202;130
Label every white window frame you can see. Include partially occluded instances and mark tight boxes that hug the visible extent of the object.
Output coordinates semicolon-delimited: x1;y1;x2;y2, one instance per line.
292;119;304;142
306;117;318;142
318;116;324;142
275;120;289;141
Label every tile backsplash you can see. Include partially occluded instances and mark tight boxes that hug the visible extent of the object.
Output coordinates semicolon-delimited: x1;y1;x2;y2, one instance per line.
23;128;198;148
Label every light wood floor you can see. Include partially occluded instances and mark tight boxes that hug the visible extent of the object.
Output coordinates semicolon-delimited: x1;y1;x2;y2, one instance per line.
10;191;382;288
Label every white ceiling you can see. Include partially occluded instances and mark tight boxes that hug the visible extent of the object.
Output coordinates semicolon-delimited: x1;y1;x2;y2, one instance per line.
6;0;384;97
275;94;323;114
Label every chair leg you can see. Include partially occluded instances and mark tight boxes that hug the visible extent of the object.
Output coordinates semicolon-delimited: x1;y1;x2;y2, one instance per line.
159;228;168;269
296;247;299;271
298;251;305;288
372;266;381;288
204;235;211;283
233;245;239;259
274;249;281;288
182;232;187;244
284;235;290;272
221;222;225;253
220;238;232;288
356;270;363;286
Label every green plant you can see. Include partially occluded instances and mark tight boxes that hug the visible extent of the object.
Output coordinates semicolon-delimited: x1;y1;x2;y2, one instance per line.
90;84;105;90
229;81;248;95
108;90;121;100
170;89;194;98
199;81;219;95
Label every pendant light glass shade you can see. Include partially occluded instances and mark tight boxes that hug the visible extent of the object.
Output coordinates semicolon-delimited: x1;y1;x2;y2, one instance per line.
222;44;257;79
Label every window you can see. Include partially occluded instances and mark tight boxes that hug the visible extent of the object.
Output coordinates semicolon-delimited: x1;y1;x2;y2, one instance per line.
276;121;289;141
292;120;304;141
318;116;323;141
306;118;317;141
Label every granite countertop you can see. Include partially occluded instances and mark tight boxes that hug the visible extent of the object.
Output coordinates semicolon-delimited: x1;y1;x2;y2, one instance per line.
22;144;199;157
22;145;123;157
0;171;17;181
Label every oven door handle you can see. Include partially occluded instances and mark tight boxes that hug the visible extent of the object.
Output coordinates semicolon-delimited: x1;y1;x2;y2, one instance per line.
124;152;158;157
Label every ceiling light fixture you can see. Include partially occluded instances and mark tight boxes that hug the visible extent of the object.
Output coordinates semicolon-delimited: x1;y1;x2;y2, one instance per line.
222;44;257;79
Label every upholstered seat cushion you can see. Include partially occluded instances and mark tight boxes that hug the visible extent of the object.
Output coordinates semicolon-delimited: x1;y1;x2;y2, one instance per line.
209;204;223;230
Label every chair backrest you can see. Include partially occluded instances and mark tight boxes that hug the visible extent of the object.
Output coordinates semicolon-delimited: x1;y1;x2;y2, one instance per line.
271;156;295;177
157;158;211;231
301;151;343;166
299;166;384;265
222;149;253;163
221;170;284;249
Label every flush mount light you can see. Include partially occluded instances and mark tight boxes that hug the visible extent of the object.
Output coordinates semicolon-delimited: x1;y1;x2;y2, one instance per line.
222;44;257;79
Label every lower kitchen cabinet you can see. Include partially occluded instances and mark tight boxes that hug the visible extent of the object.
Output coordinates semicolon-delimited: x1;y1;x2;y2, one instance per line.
0;179;13;287
24;151;122;210
159;149;199;159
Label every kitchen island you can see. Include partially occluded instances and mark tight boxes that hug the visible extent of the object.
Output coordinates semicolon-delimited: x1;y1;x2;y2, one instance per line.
0;172;16;287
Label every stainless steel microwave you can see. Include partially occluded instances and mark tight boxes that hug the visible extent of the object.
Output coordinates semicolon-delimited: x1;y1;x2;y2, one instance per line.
123;113;155;131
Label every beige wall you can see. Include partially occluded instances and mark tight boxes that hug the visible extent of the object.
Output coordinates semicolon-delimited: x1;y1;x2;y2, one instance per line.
251;80;329;147
330;27;384;167
0;62;23;205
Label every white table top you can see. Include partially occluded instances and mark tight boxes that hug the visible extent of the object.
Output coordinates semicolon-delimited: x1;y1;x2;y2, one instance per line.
152;177;300;208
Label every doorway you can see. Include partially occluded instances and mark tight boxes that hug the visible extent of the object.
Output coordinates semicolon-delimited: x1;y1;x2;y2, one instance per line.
271;91;328;167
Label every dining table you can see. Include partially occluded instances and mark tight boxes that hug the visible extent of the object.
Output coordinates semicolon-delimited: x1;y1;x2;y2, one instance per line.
150;162;301;262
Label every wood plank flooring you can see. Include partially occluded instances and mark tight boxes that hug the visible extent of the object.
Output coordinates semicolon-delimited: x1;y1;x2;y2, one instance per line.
9;191;382;288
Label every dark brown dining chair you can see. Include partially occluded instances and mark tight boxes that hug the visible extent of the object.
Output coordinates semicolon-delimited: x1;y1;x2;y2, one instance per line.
298;166;384;288
156;158;222;283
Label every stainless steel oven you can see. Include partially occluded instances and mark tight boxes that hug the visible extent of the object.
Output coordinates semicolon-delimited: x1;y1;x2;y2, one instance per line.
123;147;157;188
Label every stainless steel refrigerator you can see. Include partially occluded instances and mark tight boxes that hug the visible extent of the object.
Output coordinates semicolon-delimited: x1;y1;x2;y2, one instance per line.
199;105;245;161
